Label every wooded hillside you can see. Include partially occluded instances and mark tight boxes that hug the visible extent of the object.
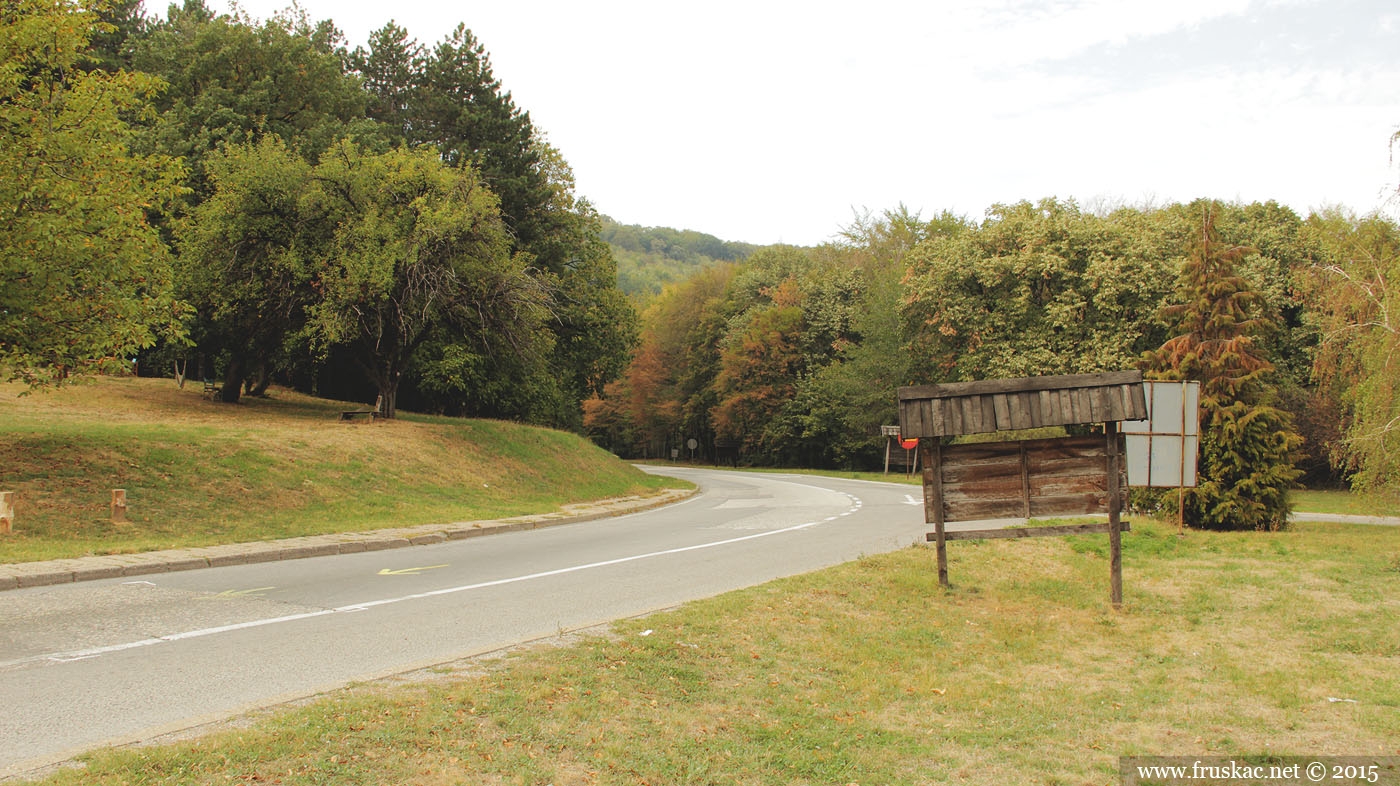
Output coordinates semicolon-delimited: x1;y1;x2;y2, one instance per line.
584;202;1400;526
4;3;1397;526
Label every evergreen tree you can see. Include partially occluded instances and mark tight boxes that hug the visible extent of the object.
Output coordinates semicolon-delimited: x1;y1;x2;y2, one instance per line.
350;21;423;141
1144;203;1301;530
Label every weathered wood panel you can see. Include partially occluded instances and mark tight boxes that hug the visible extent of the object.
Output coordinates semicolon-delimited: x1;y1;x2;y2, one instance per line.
925;435;1126;524
898;370;1147;438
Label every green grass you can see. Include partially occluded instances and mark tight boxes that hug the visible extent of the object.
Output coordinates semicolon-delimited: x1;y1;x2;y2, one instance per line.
0;377;686;563
1292;489;1400;517
25;517;1400;785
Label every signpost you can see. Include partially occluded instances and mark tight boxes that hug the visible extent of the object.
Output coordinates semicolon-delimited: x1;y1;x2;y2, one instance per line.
1123;381;1202;534
898;370;1148;607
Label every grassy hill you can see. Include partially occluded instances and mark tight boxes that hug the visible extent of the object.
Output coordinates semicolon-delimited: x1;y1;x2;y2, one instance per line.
0;376;683;564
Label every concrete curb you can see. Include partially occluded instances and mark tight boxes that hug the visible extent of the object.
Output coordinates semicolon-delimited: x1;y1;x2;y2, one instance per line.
0;488;696;592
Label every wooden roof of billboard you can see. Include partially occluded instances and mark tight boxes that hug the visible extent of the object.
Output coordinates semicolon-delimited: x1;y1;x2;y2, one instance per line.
898;370;1147;438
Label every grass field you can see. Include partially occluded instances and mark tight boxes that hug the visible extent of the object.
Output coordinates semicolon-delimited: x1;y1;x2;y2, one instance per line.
1292;489;1400;518
21;516;1399;785
0;377;683;563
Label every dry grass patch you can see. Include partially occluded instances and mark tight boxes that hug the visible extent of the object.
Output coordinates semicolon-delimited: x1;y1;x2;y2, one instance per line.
0;377;681;563
14;506;1400;785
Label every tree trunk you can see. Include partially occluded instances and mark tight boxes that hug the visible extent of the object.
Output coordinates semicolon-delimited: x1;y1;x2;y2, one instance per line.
247;362;272;397
218;357;245;403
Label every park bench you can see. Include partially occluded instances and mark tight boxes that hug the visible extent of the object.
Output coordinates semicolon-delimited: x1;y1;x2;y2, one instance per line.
202;379;221;400
340;396;384;421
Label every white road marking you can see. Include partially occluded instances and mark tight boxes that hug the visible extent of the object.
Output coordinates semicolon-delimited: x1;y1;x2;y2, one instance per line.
11;490;862;668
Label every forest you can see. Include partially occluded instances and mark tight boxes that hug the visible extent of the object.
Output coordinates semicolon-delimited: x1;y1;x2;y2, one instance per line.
2;0;635;428
3;1;1398;531
583;201;1400;529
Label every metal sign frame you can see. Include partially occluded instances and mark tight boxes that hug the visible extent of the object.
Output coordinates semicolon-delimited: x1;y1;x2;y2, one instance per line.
1123;381;1201;489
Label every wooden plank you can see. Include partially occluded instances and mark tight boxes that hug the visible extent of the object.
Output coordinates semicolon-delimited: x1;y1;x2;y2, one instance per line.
1027;390;1044;429
928;522;1131;541
944;496;1031;522
1106;421;1123;608
1028;493;1114;518
1126;383;1148;421
1005;392;1027;430
1107;384;1127;421
1092;386;1114;423
897;400;915;438
941;459;1024;484
946;397;968;434
1031;477;1108;498
1019;442;1032;517
921;441;949;588
897;370;1144;401
974;395;991;434
992;394;1011;430
1074;389;1093;423
1029;456;1109;479
943;478;1027;503
1022;436;1105;462
1060;389;1076;423
941;440;1022;463
943;436;1103;468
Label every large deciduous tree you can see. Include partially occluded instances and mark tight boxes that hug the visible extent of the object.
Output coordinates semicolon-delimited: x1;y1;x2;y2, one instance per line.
0;0;186;386
177;138;316;402
1300;210;1400;492
308;144;550;418
902;199;1173;382
351;21;636;427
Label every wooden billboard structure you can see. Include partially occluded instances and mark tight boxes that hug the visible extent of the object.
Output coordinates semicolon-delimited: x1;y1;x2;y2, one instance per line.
897;370;1148;606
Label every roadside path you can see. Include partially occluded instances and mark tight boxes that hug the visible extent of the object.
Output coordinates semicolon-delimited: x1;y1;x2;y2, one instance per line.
1290;512;1400;526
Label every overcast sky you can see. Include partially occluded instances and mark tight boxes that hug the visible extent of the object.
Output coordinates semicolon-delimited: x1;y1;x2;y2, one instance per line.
216;0;1400;246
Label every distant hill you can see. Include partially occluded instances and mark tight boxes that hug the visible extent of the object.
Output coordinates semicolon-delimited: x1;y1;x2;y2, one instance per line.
600;218;759;299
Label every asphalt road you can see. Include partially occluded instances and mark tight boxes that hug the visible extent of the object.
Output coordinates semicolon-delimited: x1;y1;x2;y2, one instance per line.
0;467;931;781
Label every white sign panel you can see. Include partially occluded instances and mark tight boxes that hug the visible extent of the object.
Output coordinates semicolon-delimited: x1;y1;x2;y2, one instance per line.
1123;381;1200;488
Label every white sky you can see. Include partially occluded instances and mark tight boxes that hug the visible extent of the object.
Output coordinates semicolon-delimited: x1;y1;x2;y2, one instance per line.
217;0;1400;247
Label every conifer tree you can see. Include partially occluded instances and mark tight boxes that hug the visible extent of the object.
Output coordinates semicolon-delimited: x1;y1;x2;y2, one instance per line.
1144;204;1301;530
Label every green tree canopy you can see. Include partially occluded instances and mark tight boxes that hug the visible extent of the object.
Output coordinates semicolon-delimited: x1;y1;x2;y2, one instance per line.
131;0;371;201
176;137;317;401
903;199;1175;382
308;144;551;419
1300;209;1400;491
1;0;186;386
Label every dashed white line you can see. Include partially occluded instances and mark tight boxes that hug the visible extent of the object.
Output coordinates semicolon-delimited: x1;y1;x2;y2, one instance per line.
11;488;863;668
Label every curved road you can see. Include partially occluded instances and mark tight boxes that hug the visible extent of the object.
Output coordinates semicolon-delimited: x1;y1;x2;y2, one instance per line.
0;467;930;780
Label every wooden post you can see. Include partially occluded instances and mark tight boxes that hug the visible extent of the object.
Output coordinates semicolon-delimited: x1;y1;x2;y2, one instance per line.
921;440;949;588
0;491;13;534
1105;423;1123;608
111;489;128;524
